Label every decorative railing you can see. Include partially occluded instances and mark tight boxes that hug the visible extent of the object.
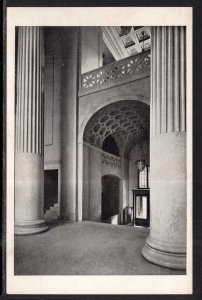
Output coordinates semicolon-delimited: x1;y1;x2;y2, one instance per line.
80;50;150;92
102;153;121;169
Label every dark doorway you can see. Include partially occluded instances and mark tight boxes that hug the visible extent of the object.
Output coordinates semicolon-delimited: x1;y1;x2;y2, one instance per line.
101;175;120;221
44;169;58;212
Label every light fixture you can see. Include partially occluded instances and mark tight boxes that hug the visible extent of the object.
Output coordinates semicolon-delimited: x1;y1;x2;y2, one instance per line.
119;26;132;37
136;127;146;172
136;154;146;172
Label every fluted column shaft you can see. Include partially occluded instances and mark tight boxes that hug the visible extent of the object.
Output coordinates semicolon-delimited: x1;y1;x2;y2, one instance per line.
151;27;186;136
15;27;49;235
142;26;186;269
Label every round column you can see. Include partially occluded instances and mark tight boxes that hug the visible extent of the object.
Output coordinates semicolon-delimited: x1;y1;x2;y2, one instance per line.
60;28;79;221
142;27;186;269
15;27;49;235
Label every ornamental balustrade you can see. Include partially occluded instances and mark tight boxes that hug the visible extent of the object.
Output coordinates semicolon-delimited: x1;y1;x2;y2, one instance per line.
102;153;121;169
80;50;150;93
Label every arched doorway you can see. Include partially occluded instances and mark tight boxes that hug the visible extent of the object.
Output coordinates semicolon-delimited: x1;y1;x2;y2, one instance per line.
80;100;150;222
101;175;121;223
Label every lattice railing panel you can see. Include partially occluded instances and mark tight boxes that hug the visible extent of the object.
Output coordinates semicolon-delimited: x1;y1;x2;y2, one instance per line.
81;50;150;91
102;153;121;169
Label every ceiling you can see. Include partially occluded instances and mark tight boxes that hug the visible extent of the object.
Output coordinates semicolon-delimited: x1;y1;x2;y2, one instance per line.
101;26;151;61
83;100;150;158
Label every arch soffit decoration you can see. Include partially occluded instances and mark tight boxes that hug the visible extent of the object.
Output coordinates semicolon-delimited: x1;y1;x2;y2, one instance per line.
79;95;150;143
83;99;150;158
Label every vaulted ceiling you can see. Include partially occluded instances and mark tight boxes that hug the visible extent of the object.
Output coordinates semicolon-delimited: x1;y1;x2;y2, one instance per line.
83;100;150;158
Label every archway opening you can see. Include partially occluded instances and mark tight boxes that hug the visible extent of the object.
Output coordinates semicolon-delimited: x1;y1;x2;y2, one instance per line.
101;175;120;223
82;100;150;223
102;135;119;157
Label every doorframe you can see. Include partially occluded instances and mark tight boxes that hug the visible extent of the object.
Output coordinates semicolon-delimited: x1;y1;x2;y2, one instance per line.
44;162;61;217
101;174;121;220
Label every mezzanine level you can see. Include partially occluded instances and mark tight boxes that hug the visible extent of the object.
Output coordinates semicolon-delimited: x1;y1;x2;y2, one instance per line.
79;50;150;97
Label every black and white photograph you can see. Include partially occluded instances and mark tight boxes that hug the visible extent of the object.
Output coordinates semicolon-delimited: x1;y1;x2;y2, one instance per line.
5;7;192;295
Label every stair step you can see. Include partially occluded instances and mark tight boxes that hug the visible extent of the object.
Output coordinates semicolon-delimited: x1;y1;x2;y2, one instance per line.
45;210;56;214
45;203;59;213
45;209;58;214
45;210;58;215
45;214;57;218
44;201;59;222
44;215;58;222
49;207;58;211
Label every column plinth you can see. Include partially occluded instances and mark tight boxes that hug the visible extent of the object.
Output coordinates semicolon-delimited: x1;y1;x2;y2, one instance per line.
142;27;186;270
15;27;49;235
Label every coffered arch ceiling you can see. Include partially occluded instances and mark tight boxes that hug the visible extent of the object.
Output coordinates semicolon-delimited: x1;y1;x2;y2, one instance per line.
83;100;150;158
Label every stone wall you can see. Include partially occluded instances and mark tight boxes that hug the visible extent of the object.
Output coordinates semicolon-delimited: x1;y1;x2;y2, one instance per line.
44;28;62;165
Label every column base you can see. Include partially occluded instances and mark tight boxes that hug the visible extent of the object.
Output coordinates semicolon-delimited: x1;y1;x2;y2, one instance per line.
15;219;49;235
142;242;186;270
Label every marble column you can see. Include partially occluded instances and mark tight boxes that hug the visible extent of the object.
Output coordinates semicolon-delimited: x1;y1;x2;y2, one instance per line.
142;27;186;269
60;28;79;221
15;27;49;235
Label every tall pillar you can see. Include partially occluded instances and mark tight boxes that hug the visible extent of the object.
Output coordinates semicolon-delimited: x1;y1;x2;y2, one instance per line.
122;157;129;209
60;28;79;221
15;27;49;235
89;147;101;222
142;27;186;269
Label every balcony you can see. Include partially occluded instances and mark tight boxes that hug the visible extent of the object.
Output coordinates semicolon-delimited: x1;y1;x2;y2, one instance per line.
79;50;150;97
102;152;121;169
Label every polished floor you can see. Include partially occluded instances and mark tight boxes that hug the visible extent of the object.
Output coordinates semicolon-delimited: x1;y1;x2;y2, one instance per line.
15;221;186;275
